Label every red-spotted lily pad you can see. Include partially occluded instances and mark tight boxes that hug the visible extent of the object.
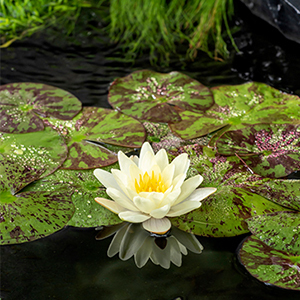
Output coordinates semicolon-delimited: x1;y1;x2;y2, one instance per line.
169;82;300;140
108;70;214;123
0;159;74;245
22;166;122;228
0;82;82;133
216;123;300;178
0;126;68;179
44;107;146;169
168;145;288;237
238;235;300;291
246;211;300;255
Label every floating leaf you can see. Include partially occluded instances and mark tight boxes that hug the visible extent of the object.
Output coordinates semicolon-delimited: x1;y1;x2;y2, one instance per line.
246;211;300;255
44;107;146;169
169;82;300;140
22;166;122;228
0;126;68;179
169;145;287;237
108;70;214;123
0;159;74;245
216;123;300;178
0;82;82;133
238;235;300;291
242;178;300;211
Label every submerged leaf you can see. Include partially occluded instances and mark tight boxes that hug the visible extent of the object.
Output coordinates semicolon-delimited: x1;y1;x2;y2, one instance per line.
238;235;300;291
108;70;213;123
0;82;82;133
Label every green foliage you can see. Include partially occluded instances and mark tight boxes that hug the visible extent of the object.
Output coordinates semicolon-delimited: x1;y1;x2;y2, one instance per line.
0;0;91;47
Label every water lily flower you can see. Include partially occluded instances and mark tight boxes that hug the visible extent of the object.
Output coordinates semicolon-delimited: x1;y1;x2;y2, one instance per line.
94;142;216;234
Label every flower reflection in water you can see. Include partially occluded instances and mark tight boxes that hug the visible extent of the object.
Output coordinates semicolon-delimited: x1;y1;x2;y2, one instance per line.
96;223;203;269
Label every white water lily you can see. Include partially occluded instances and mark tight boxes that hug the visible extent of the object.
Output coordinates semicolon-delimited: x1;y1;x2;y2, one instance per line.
94;142;216;234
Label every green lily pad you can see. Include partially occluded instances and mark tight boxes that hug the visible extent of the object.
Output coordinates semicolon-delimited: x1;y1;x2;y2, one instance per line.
0;126;68;179
169;145;287;237
0;159;74;245
246;211;300;255
22;166;122;228
108;70;214;123
0;82;82;133
216;123;300;178
238;235;300;291
169;82;300;140
44;107;146;169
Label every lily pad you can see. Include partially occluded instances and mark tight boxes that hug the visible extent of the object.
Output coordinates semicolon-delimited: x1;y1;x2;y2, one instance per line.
44;107;146;169
108;70;214;123
246;211;300;255
216;123;300;178
0;159;74;245
0;126;68;179
0;82;82;133
238;235;300;291
169;82;300;140
169;145;288;237
22;166;122;228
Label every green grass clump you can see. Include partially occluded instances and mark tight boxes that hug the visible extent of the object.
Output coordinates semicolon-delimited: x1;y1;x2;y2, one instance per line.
0;0;91;47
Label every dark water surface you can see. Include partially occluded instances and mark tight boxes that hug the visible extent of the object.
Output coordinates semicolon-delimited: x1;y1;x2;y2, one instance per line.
1;2;300;299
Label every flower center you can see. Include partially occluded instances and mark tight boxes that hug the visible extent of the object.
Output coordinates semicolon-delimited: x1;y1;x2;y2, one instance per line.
135;171;167;193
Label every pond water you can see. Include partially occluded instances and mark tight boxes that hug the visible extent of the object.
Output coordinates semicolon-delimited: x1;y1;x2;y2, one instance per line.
1;2;300;299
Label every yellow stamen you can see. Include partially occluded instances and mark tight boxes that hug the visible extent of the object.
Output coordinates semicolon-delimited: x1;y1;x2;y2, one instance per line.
135;171;167;193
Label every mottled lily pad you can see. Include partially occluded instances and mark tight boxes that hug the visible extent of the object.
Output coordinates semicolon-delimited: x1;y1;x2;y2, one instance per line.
246;211;300;255
169;145;288;237
0;126;68;179
169;82;300;140
108;70;214;123
216;123;300;178
22;166;122;227
44;107;145;169
0;82;82;133
238;235;300;291
0;159;74;245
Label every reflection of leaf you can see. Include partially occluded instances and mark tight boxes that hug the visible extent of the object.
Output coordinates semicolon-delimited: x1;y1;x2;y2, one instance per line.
0;159;74;245
246;211;300;255
238;235;300;291
0;126;68;180
44;107;146;169
23;166;122;227
169;145;287;237
0;82;82;133
108;70;213;123
216;124;300;178
170;82;300;140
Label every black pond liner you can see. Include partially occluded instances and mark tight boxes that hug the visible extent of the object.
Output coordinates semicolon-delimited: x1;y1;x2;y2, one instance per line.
1;1;300;299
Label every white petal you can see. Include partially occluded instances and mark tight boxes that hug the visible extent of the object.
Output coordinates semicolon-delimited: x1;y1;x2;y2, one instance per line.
106;187;139;211
130;155;139;166
94;168;120;190
161;163;175;188
160;188;181;207
118;151;136;174
139;150;156;173
171;153;190;178
173;175;203;206
139;142;155;167
111;169;135;198
150;203;171;218
118;210;150;223
94;197;124;214
181;187;217;203
133;195;157;214
154;149;169;172
172;173;186;190
142;217;171;234
166;200;201;217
